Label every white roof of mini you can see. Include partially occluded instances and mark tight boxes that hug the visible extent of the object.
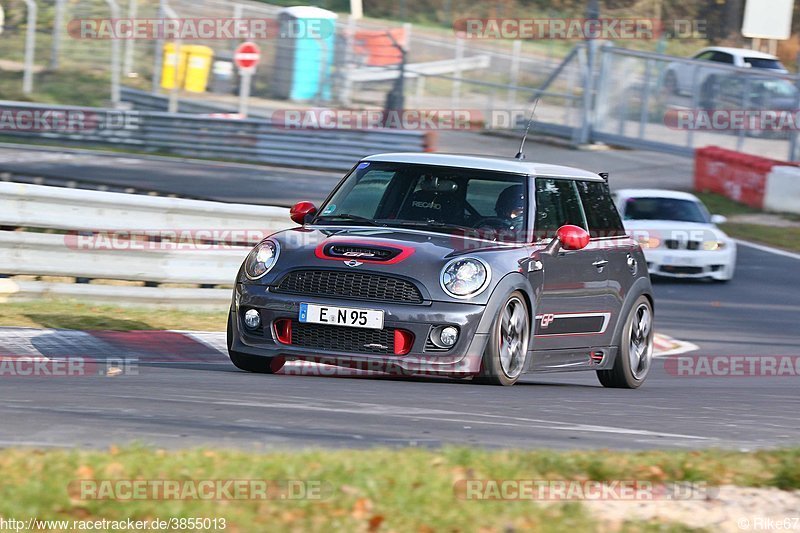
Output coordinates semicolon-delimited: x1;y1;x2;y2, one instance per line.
615;189;700;201
363;153;604;181
697;46;779;60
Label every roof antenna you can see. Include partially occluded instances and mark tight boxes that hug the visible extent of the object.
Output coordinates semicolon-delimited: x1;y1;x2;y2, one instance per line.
515;99;539;160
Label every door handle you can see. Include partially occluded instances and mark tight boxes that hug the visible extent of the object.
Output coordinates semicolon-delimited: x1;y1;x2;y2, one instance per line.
592;259;609;269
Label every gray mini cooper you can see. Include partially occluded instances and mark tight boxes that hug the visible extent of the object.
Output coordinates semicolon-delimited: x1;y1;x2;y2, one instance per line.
228;153;654;388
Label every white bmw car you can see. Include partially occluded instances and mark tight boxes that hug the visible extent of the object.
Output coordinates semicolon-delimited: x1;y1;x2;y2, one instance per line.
614;189;736;282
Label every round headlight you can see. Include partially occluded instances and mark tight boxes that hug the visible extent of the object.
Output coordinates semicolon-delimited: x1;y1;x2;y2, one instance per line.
244;240;279;279
440;257;490;298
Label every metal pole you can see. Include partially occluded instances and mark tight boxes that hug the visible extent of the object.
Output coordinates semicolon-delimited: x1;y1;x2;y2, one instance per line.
452;36;463;109
161;2;181;113
106;0;122;106
340;15;356;106
736;77;749;152
238;70;253;117
789;55;800;161
508;39;521;106
152;0;165;93
638;58;654;139
22;0;37;94
50;0;65;70
122;0;138;76
577;0;599;145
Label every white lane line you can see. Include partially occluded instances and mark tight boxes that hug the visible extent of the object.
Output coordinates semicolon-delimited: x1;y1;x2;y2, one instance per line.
653;333;699;357
736;239;800;261
108;392;713;441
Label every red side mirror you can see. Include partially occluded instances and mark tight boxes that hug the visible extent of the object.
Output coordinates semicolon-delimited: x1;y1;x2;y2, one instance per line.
290;201;317;225
556;224;590;251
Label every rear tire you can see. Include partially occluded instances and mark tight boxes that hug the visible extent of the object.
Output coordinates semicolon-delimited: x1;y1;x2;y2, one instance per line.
475;291;529;386
597;296;653;389
227;312;285;374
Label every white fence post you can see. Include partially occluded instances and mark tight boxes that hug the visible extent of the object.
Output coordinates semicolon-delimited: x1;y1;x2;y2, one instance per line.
22;0;37;94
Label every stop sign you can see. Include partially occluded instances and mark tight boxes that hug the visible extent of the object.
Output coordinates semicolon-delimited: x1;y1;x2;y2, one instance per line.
234;42;261;71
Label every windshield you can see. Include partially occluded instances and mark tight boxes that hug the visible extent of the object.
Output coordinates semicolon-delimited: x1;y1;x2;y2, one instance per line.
623;197;709;224
757;79;798;97
314;162;528;241
744;57;785;70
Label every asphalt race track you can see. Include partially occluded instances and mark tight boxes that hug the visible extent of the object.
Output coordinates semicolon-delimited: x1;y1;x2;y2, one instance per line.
1;242;798;451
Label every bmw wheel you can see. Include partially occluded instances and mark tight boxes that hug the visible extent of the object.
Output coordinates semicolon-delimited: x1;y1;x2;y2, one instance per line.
476;291;530;386
597;296;653;389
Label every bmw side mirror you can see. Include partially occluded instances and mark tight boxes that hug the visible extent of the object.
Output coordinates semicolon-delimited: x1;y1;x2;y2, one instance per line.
290;201;317;225
710;214;727;225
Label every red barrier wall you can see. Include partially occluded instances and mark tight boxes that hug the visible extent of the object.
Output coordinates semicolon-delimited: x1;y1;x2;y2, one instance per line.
694;146;798;209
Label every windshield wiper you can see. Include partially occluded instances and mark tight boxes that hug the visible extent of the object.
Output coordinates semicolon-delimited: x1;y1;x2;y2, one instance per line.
390;220;467;232
315;214;384;226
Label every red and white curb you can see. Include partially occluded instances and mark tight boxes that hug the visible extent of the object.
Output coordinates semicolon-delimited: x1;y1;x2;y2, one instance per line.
0;328;697;376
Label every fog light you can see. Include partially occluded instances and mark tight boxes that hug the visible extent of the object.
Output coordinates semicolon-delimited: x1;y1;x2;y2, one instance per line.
440;326;459;347
244;309;261;329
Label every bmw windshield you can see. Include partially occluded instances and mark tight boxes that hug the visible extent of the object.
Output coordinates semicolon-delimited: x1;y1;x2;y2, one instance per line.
623;197;710;224
313;162;529;241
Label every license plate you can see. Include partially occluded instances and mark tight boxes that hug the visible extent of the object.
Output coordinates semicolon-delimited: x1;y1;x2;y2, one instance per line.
663;255;696;266
299;303;384;330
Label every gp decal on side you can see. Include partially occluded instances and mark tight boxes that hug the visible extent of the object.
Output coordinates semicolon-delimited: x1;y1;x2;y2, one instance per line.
534;312;611;336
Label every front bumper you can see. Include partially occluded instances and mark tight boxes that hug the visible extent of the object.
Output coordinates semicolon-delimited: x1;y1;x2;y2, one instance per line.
643;247;735;280
230;282;489;376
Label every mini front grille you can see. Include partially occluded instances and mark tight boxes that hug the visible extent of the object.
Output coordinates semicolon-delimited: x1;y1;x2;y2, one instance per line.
291;321;396;355
274;270;423;303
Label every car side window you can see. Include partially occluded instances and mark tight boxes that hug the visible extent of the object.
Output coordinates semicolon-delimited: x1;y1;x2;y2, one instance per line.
693;51;715;61
534;178;586;240
575;181;627;238
711;52;734;64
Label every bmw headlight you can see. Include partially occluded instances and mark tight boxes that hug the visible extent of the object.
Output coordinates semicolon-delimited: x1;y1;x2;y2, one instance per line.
244;240;279;279
702;240;726;251
440;257;490;298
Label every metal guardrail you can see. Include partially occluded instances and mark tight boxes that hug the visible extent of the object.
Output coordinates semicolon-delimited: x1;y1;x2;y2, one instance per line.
0;182;292;289
0;101;434;171
120;87;236;114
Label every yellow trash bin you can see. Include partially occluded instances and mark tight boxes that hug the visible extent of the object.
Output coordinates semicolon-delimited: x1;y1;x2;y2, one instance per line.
161;42;187;90
161;44;214;93
183;45;214;93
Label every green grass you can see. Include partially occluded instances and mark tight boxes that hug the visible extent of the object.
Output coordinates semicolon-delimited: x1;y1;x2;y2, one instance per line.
0;446;797;532
694;192;761;218
0;69;148;108
694;192;800;253
0;299;227;331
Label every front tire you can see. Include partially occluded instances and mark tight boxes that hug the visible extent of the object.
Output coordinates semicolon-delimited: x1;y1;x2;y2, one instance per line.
475;291;530;386
227;312;285;374
597;296;653;389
